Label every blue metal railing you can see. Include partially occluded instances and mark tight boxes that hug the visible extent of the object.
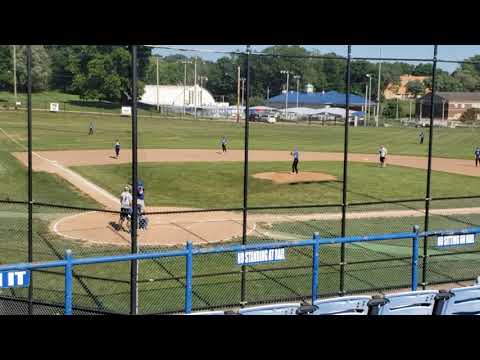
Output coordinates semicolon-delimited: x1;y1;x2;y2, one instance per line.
1;225;479;315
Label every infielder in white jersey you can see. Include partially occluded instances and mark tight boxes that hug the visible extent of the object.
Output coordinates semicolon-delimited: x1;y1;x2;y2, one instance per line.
119;186;132;231
379;145;388;168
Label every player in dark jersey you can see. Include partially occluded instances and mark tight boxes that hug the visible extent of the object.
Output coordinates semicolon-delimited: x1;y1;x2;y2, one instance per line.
221;136;227;153
114;140;120;159
291;147;299;174
475;147;480;167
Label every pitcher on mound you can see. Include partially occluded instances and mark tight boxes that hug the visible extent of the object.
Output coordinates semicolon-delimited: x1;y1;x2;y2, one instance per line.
291;147;299;174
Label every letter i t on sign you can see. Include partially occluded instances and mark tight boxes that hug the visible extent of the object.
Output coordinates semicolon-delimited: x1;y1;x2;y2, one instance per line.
0;271;29;288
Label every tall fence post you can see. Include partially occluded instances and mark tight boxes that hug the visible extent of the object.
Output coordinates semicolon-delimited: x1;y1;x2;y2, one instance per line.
422;45;438;290
26;45;33;315
184;241;193;314
311;232;320;303
64;249;73;315
411;225;420;291
130;45;139;315
240;45;251;306
340;45;352;296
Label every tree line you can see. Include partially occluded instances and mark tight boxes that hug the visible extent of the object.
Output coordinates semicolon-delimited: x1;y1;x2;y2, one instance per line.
1;45;480;106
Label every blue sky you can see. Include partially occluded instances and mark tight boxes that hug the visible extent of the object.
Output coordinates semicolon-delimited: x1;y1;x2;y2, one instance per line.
153;45;480;73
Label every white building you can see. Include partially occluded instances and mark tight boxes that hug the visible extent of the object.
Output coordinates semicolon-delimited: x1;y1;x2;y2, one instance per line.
140;85;217;107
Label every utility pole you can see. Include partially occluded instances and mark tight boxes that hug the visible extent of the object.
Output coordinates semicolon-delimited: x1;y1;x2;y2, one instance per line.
267;87;269;101
237;66;241;123
156;56;159;112
13;45;17;110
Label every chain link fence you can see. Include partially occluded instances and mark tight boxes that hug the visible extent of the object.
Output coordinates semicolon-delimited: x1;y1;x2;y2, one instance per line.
3;45;480;314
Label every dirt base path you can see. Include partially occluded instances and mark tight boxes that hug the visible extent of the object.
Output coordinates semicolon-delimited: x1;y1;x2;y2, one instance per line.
50;205;480;247
12;148;480;178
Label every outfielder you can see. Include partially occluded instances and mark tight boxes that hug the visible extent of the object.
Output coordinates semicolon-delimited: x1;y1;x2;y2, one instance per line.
89;121;95;135
475;147;480;167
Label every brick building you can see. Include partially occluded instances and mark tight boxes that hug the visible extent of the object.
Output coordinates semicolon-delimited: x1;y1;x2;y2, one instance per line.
416;92;480;124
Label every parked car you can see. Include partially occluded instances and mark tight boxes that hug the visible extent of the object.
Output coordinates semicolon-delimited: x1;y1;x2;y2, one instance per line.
259;112;277;124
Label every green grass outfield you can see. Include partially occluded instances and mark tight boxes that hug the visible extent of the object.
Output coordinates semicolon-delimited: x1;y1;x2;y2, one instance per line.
73;161;480;208
1;110;480;159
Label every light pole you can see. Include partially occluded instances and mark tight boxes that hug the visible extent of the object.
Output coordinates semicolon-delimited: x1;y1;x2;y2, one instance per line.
442;99;446;122
409;99;412;122
294;75;301;108
154;56;160;112
13;45;17;110
266;87;269;101
375;48;383;128
241;77;246;107
396;97;399;121
199;76;208;106
420;99;423;121
366;74;372;126
281;70;290;120
237;66;241;123
179;60;192;116
194;56;197;119
364;82;368;127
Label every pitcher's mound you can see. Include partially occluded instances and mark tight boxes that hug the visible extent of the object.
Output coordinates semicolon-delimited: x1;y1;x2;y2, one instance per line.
253;171;337;184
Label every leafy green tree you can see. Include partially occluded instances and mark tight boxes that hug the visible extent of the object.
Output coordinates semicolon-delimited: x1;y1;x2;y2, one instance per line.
0;45;52;92
66;46;151;104
412;63;433;76
45;45;74;92
406;80;425;97
423;70;462;92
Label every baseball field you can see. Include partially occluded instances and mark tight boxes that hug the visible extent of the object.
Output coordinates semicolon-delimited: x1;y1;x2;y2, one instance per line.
1;109;480;313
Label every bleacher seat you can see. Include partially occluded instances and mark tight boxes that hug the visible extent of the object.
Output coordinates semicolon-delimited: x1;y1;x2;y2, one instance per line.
187;310;227;315
238;302;302;315
369;290;438;315
311;296;371;315
435;285;480;315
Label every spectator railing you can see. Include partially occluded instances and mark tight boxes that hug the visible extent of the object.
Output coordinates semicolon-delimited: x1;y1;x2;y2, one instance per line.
1;225;479;315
